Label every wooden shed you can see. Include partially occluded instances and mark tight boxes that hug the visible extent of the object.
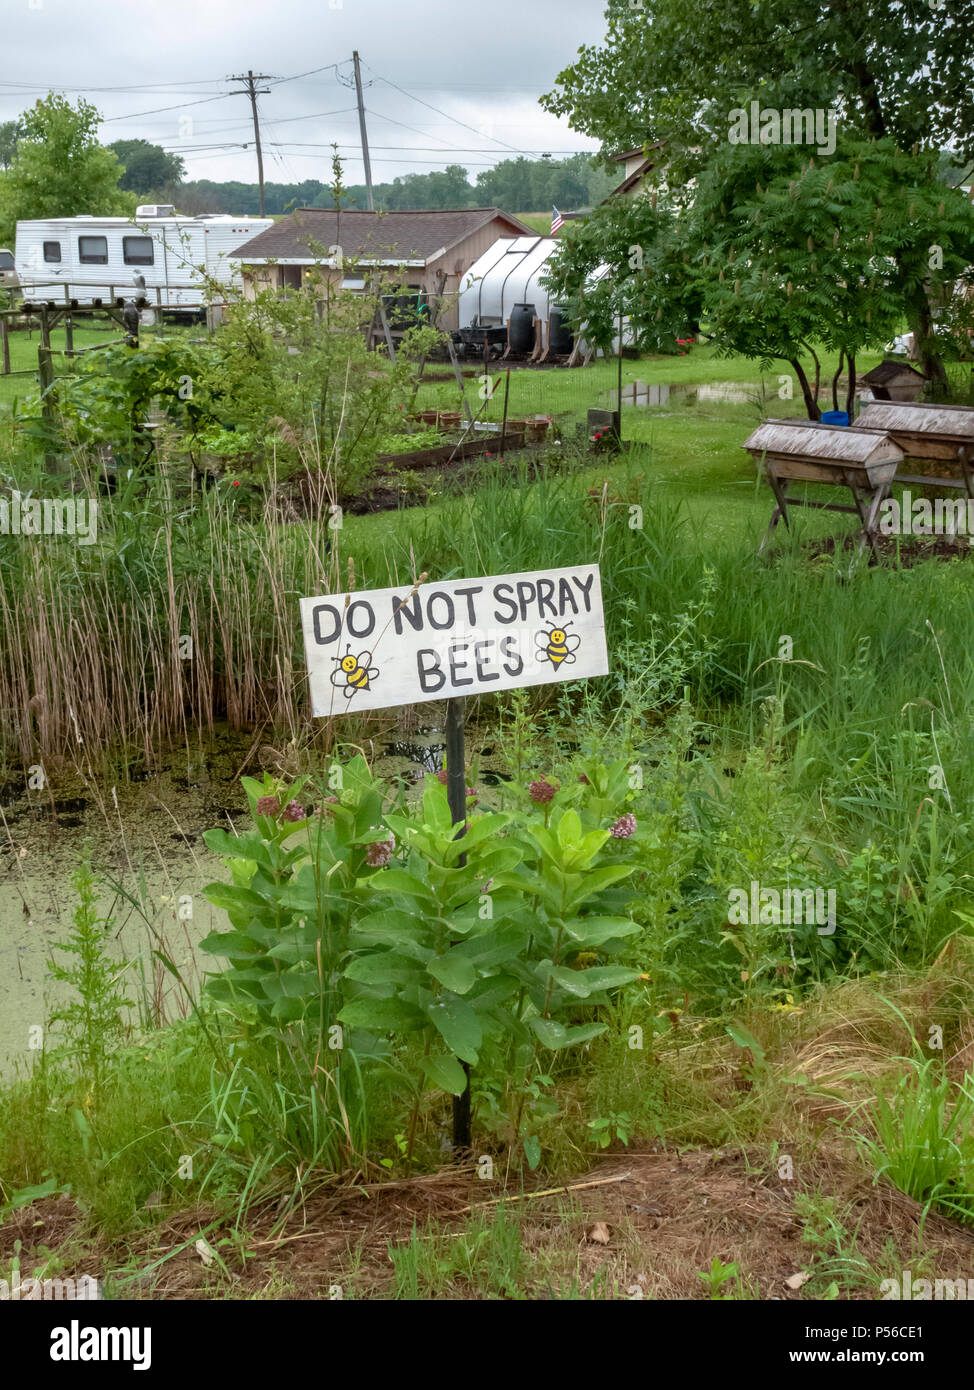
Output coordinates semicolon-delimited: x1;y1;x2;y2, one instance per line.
857;360;927;403
743;419;903;554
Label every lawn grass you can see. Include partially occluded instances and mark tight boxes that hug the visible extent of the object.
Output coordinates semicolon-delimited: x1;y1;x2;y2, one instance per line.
0;319;192;412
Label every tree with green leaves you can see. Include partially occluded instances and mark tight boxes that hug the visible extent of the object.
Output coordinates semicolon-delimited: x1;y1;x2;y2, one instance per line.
0;121;22;171
545;138;974;416
0;94;134;244
108;139;185;195
542;0;974;380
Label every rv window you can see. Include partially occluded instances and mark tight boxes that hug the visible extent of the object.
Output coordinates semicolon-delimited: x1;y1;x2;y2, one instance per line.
43;241;61;263
78;236;108;265
0;251;14;270
123;236;154;266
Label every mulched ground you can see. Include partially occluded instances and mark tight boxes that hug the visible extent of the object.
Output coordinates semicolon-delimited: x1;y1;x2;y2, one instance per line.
804;533;973;567
6;1145;974;1299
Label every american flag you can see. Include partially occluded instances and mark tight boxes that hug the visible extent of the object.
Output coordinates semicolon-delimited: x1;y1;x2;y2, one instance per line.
551;206;565;234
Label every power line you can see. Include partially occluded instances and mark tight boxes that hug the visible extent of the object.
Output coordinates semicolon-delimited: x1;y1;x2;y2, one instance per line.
364;62;528;155
268;62;344;86
102;91;237;123
0;78;227;93
364;107;467;152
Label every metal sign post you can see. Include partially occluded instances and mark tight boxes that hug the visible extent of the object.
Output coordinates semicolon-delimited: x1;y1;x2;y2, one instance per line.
444;695;470;1152
299;564;610;1159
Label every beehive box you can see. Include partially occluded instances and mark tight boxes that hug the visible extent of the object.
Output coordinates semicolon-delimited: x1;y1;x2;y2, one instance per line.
743;419;903;486
855;402;974;467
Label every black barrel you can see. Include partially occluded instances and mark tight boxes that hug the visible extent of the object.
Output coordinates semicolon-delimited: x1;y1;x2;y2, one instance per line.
509;302;536;353
549;306;574;354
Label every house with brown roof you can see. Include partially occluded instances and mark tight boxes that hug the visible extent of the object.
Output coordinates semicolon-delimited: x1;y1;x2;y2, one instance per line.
230;207;535;330
605;144;664;200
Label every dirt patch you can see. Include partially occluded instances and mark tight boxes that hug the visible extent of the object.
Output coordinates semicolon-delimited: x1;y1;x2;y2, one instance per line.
11;1147;974;1300
805;534;973;567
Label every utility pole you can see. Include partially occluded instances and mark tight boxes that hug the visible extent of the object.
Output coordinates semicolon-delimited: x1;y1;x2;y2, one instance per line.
352;51;375;211
230;70;272;215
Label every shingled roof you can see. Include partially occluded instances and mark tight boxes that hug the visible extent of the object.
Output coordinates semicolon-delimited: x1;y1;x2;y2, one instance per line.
231;207;534;263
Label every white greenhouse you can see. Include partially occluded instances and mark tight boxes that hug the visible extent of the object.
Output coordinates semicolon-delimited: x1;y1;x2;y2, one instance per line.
455;236;630;358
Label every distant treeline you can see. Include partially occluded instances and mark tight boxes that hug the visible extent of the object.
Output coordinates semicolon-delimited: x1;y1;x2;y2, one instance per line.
146;155;617;217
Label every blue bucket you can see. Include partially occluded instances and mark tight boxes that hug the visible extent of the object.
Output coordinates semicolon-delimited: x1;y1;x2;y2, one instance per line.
820;410;850;426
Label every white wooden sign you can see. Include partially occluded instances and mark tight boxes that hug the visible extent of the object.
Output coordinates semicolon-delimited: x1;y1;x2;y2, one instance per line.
300;564;609;716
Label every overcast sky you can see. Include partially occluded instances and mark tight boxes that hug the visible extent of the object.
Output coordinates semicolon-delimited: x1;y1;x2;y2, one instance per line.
0;0;608;187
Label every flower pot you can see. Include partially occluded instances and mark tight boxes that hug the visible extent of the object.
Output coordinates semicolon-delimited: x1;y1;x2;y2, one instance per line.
437;411;462;429
524;417;550;443
418;409;439;426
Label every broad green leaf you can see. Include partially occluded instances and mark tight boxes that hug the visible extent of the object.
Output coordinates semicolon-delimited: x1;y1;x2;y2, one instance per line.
565;915;640;946
339;997;425;1032
427;952;477;995
427;995;482;1063
451;926;528;968
373;869;431;899
545;965;595;998
555;808;583;850
563;1022;608;1045
528;1016;569;1049
575;965;641;991
420;1053;468;1096
565;864;635;910
523;1135;542;1170
726;1023;766;1062
270;996;305;1022
344;952;424;987
352;909;424;943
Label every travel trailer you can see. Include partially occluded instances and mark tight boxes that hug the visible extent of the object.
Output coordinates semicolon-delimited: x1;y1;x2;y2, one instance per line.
14;207;273;314
0;247;19;297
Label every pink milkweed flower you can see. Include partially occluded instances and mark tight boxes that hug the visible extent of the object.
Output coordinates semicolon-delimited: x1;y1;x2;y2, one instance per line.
255;796;281;817
283;800;309;822
529;778;557;804
609;813;637;839
366;834;395;867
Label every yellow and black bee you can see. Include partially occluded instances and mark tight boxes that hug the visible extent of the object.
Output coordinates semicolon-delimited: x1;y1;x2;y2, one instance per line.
535;621;581;670
330;645;379;699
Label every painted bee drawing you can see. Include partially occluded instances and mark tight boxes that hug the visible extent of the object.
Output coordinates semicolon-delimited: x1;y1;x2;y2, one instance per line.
535;621;581;670
330;646;380;699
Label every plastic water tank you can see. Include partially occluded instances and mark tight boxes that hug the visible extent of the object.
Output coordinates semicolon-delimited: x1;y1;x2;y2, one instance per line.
821;410;850;426
549;306;574;354
509;303;536;353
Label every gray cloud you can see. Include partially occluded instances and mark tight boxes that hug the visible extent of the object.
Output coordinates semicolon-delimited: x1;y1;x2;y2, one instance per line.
0;0;607;185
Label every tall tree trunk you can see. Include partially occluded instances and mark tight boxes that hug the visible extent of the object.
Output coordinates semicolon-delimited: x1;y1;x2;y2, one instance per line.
831;350;845;412
906;285;948;389
846;352;857;420
790;358;821;420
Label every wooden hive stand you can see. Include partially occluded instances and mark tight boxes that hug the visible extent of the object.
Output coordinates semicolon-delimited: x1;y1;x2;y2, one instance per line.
743;419;903;557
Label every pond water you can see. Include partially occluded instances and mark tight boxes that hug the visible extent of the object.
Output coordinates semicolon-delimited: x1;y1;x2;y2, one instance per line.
0;722;510;1079
601;380;767;409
